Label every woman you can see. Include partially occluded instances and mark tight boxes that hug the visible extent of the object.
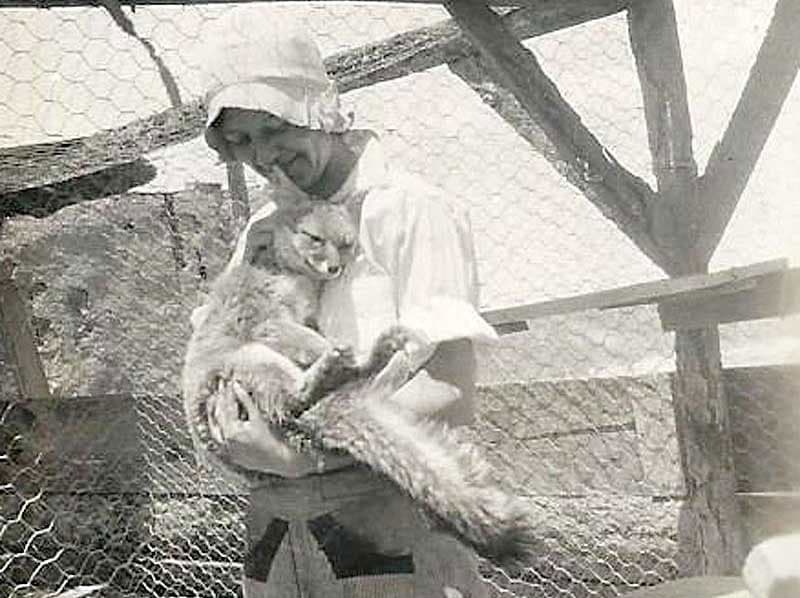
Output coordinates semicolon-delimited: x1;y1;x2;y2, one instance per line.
194;8;498;597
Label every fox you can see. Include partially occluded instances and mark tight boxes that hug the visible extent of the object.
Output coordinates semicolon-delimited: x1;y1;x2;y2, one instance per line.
181;194;539;566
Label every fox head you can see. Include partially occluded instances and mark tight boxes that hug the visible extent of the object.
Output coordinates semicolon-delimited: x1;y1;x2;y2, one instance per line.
250;196;358;281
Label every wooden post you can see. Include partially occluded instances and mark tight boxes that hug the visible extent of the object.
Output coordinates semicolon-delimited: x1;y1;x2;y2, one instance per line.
0;259;52;399
628;0;745;575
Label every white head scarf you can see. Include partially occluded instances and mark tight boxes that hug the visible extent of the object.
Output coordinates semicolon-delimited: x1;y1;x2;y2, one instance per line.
201;8;352;133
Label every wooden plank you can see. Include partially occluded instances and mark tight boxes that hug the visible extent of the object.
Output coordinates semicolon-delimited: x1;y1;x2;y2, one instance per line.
0;260;51;399
724;366;800;494
628;0;744;576
620;577;747;598
9;394;144;494
659;268;800;330
694;0;800;263
0;104;199;197
737;491;800;498
475;376;677;496
443;0;673;275
2;394;242;496
480;259;787;326
2;366;794;499
0;0;547;7
739;494;800;549
0;2;629;199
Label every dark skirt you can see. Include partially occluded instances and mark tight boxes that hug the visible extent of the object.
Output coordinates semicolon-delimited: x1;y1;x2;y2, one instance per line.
241;465;488;598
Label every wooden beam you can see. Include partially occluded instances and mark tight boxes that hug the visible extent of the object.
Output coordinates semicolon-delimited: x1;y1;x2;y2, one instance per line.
694;0;800;263
442;0;673;275
334;1;631;92
0;103;199;196
621;578;746;598
0;159;157;220
628;0;699;272
628;0;744;576
0;0;535;7
0;1;629;197
481;259;787;326
448;56;669;276
658;267;800;331
0;260;52;399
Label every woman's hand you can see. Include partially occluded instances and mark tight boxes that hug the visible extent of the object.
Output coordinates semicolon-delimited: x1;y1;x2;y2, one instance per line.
208;379;354;478
383;338;476;426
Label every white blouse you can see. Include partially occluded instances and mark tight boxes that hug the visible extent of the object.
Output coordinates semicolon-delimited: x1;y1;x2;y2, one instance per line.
195;131;497;359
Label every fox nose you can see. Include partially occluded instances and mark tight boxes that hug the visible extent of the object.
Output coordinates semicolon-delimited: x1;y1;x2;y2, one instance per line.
328;265;342;277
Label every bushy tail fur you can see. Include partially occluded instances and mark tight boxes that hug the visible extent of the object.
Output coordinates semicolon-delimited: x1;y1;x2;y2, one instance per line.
289;387;540;567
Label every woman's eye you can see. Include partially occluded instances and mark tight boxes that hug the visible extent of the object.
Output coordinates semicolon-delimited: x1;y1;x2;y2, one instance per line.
224;132;249;146
302;231;324;243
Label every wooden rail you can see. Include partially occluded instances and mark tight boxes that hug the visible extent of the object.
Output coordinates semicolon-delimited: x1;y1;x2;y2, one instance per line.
0;260;51;399
482;259;791;327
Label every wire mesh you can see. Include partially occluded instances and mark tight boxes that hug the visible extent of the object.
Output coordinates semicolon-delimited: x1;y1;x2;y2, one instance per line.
1;1;798;597
1;395;247;598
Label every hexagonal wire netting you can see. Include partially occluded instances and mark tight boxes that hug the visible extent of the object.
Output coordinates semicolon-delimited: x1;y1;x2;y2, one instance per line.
1;1;799;597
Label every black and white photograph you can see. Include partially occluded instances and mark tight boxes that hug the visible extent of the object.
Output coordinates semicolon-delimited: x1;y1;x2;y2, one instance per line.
1;1;798;597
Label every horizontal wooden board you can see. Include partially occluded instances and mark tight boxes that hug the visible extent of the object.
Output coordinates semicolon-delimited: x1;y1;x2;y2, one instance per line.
724;366;800;492
658;269;800;330
2;366;796;496
482;259;787;325
0;395;239;496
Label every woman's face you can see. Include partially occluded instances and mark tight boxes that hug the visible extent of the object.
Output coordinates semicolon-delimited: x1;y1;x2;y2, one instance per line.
210;108;333;192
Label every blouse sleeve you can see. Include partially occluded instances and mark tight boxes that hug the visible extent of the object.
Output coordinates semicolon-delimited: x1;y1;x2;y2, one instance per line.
360;180;498;347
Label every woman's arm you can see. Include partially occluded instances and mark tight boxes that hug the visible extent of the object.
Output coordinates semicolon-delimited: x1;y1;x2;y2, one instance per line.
359;184;493;426
384;338;477;426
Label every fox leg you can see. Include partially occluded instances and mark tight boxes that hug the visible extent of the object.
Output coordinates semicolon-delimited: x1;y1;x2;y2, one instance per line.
357;326;416;375
361;326;434;398
299;326;428;411
292;345;360;414
251;320;332;369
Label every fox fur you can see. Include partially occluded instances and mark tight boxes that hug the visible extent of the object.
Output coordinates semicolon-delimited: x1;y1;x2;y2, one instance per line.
181;196;539;566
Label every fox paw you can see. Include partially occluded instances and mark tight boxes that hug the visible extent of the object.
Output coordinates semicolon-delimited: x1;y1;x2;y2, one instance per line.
331;344;357;367
316;344;357;377
364;325;425;372
298;343;359;402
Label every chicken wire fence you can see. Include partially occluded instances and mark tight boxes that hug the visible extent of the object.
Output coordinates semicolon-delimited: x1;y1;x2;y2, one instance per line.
1;1;799;597
2;372;798;598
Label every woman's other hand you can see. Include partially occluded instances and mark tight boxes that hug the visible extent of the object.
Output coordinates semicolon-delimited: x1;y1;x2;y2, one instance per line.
209;379;354;477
